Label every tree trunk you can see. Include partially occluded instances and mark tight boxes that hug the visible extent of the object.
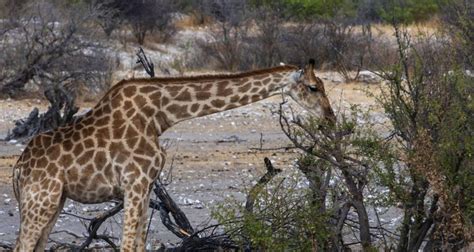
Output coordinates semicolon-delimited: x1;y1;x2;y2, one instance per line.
341;169;372;250
352;198;371;251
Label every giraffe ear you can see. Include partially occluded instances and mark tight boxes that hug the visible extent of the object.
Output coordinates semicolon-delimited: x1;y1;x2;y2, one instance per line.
306;59;317;79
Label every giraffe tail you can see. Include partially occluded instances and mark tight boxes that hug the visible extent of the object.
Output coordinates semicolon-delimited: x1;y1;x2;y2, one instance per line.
12;162;21;203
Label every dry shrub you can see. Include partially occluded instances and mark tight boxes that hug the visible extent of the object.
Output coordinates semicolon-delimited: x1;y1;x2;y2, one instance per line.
0;1;111;97
196;28;248;71
194;19;398;77
174;12;213;29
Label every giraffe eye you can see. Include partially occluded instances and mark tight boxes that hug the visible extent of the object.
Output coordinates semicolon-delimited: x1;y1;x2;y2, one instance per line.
308;85;318;92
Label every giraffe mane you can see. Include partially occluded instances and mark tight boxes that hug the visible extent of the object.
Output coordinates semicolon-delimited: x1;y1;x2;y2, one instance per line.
127;65;298;84
97;65;298;107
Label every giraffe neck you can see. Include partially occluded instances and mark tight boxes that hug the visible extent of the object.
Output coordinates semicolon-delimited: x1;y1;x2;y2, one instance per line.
89;66;298;137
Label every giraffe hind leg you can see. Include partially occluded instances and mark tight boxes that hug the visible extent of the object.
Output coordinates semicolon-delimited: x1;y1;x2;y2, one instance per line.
14;181;64;252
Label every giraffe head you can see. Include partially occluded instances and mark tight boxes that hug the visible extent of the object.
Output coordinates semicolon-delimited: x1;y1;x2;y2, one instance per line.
285;59;336;123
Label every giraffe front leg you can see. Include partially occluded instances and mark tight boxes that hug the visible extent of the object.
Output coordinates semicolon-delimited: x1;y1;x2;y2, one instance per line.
121;188;150;252
135;191;152;250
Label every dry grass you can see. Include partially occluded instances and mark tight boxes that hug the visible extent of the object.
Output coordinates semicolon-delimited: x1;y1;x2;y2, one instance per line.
370;21;439;38
174;13;213;30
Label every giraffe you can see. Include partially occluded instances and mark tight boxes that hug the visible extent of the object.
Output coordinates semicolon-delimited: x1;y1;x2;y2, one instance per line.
12;59;335;251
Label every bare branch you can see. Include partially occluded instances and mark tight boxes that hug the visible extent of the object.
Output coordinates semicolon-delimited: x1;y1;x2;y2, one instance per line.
245;157;282;213
136;47;155;77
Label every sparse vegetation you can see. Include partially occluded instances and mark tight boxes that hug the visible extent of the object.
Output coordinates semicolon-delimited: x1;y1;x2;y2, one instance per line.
0;0;472;251
0;0;110;97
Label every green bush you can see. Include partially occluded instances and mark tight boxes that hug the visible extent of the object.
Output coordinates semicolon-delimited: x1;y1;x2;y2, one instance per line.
378;0;441;23
212;175;330;251
376;24;473;249
251;0;442;23
249;0;358;20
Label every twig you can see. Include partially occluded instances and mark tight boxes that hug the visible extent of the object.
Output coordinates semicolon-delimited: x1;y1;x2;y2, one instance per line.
50;229;82;239
77;202;123;251
344;217;400;238
249;145;299;151
373;206;388;249
145;193;158;243
60;211;94;221
245;157;282;213
136;47;155;77
177;221;238;251
159;137;180;185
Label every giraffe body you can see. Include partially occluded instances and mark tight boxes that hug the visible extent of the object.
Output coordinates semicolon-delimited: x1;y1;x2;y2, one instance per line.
13;62;334;251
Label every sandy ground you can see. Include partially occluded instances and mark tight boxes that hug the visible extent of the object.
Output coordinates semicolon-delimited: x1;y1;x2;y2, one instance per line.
0;80;385;250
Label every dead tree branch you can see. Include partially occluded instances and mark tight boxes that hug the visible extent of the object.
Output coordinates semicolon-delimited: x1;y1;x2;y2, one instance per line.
152;181;195;238
59;182;197;250
78;202;123;251
5;85;79;141
177;224;238;251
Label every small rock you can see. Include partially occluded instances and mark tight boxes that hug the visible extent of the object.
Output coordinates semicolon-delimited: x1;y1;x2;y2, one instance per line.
466;70;474;77
357;70;383;84
194;204;204;209
182;198;194;205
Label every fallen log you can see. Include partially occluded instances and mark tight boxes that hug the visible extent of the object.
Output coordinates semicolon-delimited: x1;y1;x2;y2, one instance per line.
5;84;79;141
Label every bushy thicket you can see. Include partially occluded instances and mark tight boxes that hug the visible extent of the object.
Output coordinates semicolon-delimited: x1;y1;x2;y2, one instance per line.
257;0;442;23
190;0;393;77
214;30;472;252
375;24;473;250
211;1;473;251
